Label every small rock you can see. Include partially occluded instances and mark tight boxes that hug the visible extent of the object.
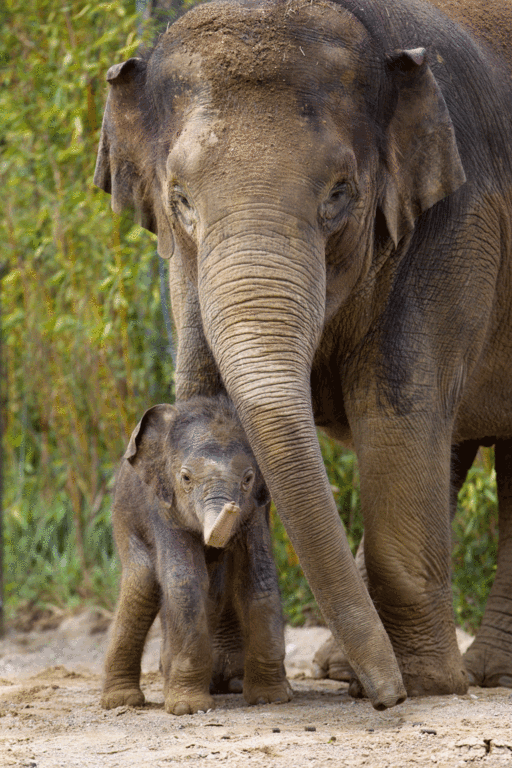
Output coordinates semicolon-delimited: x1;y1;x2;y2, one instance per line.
305;726;316;732
272;728;280;733
421;728;437;735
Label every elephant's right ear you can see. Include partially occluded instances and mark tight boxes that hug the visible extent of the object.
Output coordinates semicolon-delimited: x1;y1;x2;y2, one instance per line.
125;404;178;506
379;48;466;247
93;57;175;259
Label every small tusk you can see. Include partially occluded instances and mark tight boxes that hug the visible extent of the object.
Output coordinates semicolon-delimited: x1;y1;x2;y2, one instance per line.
204;502;241;548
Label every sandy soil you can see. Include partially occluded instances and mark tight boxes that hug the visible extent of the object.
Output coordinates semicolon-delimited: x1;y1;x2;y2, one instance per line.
0;610;511;767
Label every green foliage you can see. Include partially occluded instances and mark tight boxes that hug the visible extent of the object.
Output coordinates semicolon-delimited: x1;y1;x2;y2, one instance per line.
5;490;119;613
1;0;172;612
452;448;498;634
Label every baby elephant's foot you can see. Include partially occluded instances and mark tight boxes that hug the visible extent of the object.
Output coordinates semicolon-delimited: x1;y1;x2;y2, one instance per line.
244;677;292;706
101;687;145;709
165;691;215;716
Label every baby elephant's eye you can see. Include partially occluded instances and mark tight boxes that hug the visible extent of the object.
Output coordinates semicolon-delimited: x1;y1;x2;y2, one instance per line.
241;469;255;491
180;468;192;489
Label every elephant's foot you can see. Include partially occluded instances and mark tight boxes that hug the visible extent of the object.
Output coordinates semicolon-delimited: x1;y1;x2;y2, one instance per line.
210;673;244;694
348;652;468;699
243;660;292;706
463;640;512;688
211;646;245;694
312;634;353;682
101;686;145;709
164;689;215;715
244;677;292;706
463;595;512;688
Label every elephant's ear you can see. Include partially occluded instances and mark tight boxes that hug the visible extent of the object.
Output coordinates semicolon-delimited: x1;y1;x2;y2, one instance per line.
253;470;271;509
94;58;175;259
124;404;178;505
379;48;466;246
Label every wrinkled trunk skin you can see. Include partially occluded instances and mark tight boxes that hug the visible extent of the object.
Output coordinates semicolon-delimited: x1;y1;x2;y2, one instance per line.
198;220;407;709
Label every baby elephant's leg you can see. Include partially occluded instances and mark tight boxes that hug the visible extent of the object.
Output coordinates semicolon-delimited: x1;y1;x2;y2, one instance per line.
234;512;292;706
102;559;159;709
210;602;245;694
158;530;215;715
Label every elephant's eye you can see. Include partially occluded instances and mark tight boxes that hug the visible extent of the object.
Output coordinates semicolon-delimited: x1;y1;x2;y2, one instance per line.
180;468;193;489
320;181;355;228
329;182;350;202
242;469;255;492
170;185;197;237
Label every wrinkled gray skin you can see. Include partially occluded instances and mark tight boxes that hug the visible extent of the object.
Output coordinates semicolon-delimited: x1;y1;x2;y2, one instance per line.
102;396;291;715
95;0;512;709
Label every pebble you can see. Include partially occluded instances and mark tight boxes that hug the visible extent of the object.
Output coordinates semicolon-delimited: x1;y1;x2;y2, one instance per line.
305;726;316;732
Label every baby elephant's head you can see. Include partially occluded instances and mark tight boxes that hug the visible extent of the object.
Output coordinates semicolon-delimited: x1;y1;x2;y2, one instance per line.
124;396;270;547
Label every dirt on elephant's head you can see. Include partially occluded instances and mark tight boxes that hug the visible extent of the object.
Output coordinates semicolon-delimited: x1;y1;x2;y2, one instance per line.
154;0;372;102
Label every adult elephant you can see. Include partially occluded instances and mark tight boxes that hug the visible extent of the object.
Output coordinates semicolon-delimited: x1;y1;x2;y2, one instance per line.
94;0;512;707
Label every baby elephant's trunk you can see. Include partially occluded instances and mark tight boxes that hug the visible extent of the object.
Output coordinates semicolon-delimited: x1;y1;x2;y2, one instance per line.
203;502;241;548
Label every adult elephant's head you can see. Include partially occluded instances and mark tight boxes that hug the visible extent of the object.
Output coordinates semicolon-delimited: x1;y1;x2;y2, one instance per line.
95;0;464;709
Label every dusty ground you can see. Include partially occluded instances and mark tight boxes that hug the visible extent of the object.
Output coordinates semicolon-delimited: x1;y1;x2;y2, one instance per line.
0;610;511;767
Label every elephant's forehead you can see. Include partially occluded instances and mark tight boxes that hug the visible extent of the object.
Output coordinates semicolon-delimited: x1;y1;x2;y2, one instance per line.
183;421;251;455
157;0;373;96
183;446;255;481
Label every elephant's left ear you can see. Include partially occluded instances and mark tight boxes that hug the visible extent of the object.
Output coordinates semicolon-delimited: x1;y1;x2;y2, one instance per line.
379;48;466;246
93;58;175;259
124;404;178;506
253;470;271;508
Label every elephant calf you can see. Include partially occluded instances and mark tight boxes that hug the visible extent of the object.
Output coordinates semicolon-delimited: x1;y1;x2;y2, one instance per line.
102;395;291;715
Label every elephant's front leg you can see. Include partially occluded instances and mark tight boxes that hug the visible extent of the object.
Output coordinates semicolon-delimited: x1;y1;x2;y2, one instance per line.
233;513;292;706
168;253;224;400
352;416;468;697
464;438;512;688
157;531;215;715
102;557;160;709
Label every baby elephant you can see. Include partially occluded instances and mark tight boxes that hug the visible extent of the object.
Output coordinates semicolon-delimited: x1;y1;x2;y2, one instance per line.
102;395;291;715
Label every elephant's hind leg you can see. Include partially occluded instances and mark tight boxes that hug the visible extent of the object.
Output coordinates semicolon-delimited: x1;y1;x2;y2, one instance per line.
233;516;292;707
463;439;512;688
101;564;160;709
210;602;245;694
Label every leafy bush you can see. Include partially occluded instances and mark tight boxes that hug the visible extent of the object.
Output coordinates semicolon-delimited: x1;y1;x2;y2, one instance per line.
1;0;173;612
452;448;498;633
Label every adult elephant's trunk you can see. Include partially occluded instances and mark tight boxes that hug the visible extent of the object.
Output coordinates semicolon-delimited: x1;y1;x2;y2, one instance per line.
198;215;406;709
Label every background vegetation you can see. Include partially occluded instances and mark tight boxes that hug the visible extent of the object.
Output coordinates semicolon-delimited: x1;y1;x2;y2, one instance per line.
2;0;497;634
